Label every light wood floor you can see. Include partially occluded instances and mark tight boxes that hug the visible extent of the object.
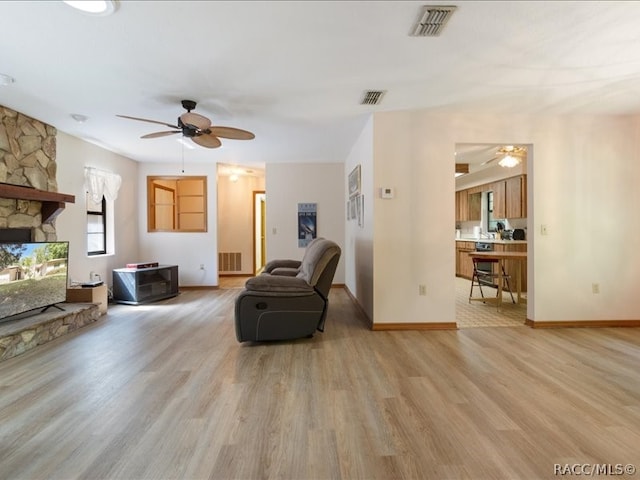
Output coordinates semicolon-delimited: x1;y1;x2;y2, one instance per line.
1;288;640;480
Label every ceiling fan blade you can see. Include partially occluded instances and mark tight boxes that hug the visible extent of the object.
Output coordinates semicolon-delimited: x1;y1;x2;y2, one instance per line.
209;126;255;140
116;115;180;129
192;133;222;149
141;131;181;139
481;156;499;166
180;112;211;130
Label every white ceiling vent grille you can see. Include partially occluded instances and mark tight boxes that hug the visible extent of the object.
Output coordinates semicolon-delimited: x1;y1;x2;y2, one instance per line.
361;90;386;106
411;5;457;37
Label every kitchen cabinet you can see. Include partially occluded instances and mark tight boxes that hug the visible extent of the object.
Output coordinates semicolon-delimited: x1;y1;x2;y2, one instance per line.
455;241;476;279
456;189;482;222
468;191;482;221
491;180;506;219
455;190;468;222
506;175;527;218
490;175;526;220
457;176;525;223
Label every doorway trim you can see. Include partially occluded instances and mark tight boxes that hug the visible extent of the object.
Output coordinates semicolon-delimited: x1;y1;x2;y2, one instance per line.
454;142;532;329
253;190;266;275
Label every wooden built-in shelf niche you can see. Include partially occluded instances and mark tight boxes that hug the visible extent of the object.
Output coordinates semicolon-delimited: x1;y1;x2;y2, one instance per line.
0;183;75;223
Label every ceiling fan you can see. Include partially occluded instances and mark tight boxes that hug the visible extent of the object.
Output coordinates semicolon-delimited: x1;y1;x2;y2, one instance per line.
117;100;255;149
481;145;527;167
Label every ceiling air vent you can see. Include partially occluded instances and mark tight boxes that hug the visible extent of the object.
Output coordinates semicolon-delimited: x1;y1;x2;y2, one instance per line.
361;90;386;106
411;5;457;37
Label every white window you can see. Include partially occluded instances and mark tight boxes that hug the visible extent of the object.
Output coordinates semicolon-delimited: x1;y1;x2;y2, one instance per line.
87;195;106;255
84;167;121;257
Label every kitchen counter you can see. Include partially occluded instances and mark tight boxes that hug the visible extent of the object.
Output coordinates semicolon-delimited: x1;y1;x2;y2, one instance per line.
456;238;527;245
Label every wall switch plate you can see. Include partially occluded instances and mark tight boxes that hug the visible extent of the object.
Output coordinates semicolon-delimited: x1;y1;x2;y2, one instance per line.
540;224;549;235
419;284;427;296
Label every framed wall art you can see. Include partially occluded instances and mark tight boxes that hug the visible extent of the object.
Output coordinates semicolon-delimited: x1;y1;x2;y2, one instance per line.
298;202;317;247
348;164;361;198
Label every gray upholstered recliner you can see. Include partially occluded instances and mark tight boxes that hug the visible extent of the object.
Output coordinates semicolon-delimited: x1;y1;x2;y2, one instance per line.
234;238;341;342
260;236;324;277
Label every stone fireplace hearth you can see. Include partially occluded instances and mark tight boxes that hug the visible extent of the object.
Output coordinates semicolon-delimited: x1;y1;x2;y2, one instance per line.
0;305;100;361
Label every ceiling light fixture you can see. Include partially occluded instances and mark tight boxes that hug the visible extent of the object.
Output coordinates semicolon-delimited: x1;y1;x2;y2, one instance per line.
0;73;15;86
63;1;118;16
497;145;526;168
498;154;520;168
71;113;88;123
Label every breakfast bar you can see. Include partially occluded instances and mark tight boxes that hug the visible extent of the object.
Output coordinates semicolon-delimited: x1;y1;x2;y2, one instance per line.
468;250;527;306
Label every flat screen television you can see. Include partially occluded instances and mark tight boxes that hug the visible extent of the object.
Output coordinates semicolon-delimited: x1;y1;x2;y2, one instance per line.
0;241;69;322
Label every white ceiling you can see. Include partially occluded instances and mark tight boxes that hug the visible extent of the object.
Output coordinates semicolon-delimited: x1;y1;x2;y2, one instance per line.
2;1;640;170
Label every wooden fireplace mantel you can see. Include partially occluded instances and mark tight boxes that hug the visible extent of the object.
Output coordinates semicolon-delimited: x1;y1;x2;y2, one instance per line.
0;183;75;224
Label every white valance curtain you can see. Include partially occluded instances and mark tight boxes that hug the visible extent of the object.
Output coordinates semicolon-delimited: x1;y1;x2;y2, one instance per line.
84;167;122;203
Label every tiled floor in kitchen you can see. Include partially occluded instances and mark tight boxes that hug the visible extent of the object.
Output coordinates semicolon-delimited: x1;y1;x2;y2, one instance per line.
455;276;527;328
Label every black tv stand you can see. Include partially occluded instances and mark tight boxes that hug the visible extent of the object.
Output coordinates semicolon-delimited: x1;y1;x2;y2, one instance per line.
41;304;65;313
112;265;179;305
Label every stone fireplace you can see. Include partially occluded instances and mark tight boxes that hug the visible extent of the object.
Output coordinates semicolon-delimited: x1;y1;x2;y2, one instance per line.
1;105;99;362
0;105;61;240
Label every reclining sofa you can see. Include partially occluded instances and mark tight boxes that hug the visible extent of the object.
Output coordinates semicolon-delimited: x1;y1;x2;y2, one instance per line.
234;238;341;342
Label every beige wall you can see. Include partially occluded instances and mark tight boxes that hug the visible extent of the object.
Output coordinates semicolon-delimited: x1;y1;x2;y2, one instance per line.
350;111;640;325
265;162;345;284
55;132;139;285
137;162;219;287
344;117;374;320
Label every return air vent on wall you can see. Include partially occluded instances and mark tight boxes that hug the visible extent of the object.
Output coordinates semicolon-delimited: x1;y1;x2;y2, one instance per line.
361;90;386;105
410;5;457;37
219;252;242;272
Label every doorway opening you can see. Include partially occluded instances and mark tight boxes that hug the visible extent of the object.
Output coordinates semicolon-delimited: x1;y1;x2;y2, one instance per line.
253;191;266;274
454;143;531;328
216;163;265;285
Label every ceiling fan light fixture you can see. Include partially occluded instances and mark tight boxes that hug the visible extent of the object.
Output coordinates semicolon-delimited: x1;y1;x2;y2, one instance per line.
496;145;526;168
498;154;520;168
118;100;253;149
63;0;117;16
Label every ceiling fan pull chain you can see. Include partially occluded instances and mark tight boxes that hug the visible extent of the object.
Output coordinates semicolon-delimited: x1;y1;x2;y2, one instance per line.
181;141;185;173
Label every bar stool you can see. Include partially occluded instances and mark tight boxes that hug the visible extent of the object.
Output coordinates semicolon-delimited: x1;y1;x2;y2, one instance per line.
469;258;515;305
